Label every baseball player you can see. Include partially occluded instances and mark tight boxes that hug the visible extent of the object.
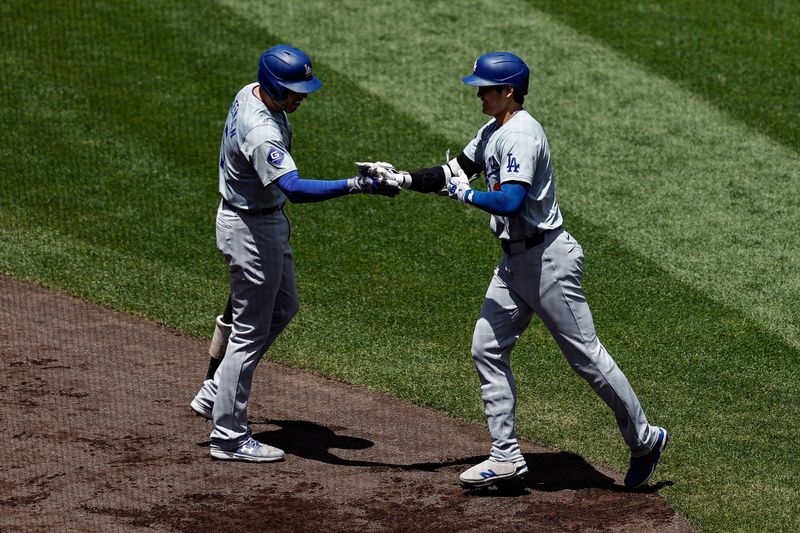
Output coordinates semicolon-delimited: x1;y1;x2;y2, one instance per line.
189;44;399;463
360;52;668;489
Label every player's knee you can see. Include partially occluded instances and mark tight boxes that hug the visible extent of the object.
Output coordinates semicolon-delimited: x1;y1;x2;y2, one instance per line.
565;347;613;380
472;316;492;338
471;329;490;360
471;336;498;363
471;319;509;362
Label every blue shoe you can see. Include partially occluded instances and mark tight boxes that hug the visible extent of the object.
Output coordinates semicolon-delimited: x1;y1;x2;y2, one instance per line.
625;427;669;489
210;437;285;463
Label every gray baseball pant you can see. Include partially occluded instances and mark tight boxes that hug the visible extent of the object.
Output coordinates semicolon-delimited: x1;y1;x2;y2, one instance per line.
193;202;298;450
472;229;659;462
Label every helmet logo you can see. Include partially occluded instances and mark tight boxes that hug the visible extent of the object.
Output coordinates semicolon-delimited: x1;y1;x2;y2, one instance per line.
473;59;478;72
304;64;312;79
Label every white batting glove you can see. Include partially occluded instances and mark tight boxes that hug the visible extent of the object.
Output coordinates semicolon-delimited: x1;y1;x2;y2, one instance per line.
355;161;412;189
347;174;401;197
355;160;396;175
377;167;412;189
446;172;474;204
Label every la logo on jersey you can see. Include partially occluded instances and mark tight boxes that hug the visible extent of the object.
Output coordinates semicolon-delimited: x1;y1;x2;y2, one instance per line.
267;146;286;168
506;151;520;173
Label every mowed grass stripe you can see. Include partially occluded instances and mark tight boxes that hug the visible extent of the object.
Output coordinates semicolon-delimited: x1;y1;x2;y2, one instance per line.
529;0;800;152
0;219;226;336
223;0;800;352
1;1;798;531
0;1;240;273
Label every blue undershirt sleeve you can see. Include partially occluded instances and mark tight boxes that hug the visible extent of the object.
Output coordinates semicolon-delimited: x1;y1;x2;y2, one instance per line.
276;170;351;203
467;182;528;216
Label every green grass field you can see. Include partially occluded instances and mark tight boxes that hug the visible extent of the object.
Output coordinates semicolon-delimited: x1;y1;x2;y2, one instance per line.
1;1;798;531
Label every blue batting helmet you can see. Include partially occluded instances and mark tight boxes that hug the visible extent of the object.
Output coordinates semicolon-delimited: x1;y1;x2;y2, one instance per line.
462;52;529;95
258;45;322;101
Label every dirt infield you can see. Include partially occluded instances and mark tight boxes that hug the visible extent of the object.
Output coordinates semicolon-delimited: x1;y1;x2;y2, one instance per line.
0;276;693;532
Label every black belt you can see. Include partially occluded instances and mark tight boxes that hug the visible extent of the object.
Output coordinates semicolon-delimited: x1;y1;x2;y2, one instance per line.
222;199;283;215
500;227;560;255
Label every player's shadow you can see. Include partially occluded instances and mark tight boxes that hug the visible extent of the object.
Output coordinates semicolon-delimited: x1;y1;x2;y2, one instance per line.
525;451;619;492
198;419;672;495
239;419;671;494
248;418;377;466
246;419;476;471
466;452;671;496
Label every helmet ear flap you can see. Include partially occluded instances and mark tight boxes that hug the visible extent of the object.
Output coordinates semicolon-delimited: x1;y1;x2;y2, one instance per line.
258;65;288;102
266;79;287;101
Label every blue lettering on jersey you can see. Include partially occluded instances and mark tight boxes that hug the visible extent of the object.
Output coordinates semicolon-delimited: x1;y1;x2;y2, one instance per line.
267;146;286;168
228;100;240;139
506;151;520;173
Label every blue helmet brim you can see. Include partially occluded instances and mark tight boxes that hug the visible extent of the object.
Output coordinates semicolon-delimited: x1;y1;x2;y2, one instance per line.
282;76;322;95
462;74;501;87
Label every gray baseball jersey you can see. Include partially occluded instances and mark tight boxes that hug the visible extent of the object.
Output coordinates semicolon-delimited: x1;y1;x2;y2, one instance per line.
218;82;297;211
464;109;659;464
463;110;563;239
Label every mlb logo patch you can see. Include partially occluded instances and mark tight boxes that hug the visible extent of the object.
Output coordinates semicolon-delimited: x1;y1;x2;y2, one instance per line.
266;146;286;168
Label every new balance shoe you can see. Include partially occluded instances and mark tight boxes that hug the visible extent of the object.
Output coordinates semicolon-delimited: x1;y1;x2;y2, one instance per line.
190;398;213;420
460;458;528;488
625;427;669;489
210;437;285;463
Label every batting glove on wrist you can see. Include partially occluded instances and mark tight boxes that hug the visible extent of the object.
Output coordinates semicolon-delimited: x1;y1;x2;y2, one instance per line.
447;174;474;204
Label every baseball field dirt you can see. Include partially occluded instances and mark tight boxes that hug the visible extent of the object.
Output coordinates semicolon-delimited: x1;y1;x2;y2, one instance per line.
0;276;694;532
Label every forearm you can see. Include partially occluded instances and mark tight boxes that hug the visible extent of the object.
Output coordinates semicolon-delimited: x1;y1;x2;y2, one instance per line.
466;183;527;216
277;170;351;203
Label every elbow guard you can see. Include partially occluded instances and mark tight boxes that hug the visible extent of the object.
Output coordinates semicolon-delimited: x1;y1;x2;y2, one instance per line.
409;153;482;193
409;166;446;193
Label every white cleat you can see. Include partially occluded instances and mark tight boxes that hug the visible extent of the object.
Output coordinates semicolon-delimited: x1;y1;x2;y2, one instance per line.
210;437;285;463
460;458;528;488
190;398;213;420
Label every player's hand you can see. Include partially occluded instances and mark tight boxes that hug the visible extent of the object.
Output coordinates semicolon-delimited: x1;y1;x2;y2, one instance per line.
355;160;396;176
371;174;402;197
347;174;401;197
447;171;473;204
355;161;412;189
